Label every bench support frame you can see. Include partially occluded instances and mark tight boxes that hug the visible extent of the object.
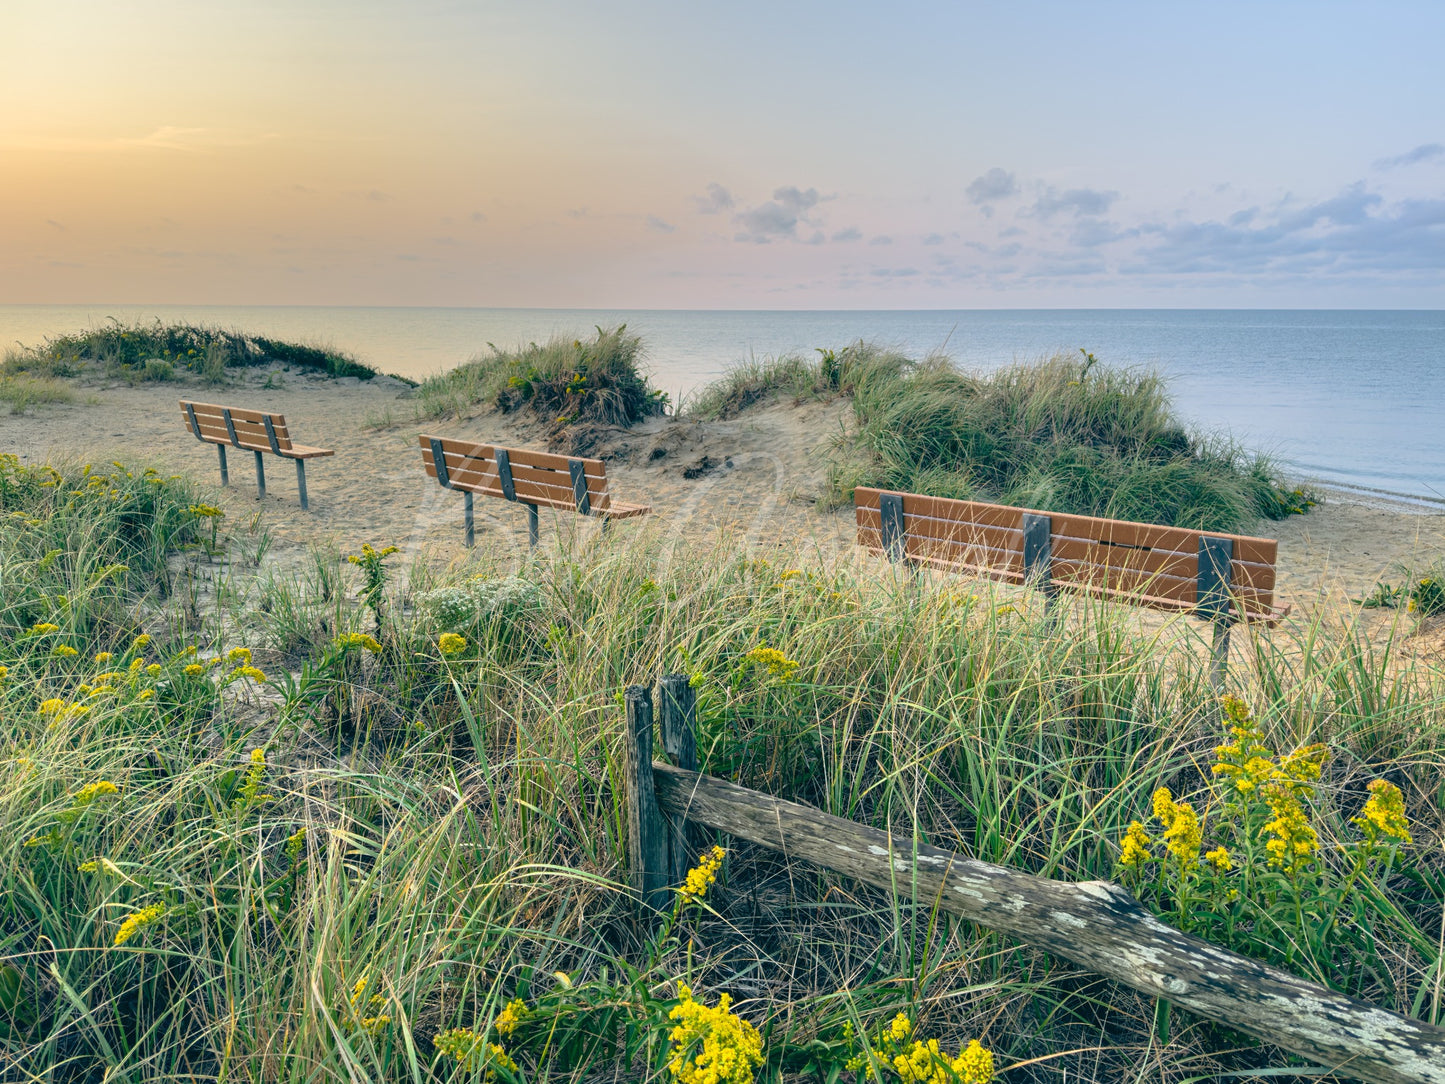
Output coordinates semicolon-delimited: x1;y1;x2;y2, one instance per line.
295;459;309;511
217;445;228;487
1198;536;1236;691
253;451;265;500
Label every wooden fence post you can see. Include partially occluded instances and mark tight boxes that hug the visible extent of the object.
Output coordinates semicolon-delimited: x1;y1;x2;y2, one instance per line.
623;685;669;913
657;673;700;883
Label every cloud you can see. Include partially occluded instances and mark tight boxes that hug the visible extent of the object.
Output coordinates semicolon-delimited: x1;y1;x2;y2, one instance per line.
831;227;862;242
869;267;919;277
470;210;488;223
732;185;821;243
1125;183;1445;276
46;219;66;231
1375;143;1445;169
1030;187;1118;218
868;235;893;245
966;168;1018;204
694;183;734;214
646;215;675;233
923;232;945;245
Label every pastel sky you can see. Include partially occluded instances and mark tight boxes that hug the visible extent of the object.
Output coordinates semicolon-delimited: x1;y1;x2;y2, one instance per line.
3;0;1443;308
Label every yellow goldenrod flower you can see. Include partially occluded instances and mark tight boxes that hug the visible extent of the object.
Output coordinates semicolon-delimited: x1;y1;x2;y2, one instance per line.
745;645;799;681
227;646;251;665
39;698;66;715
438;632;467;656
1262;785;1318;874
234;748;273;808
1151;787;1203;873
184;663;204;677
30;623;61;635
888;1012;913;1042
129;658;145;673
132;634;151;649
114;902;166;946
0;665;8;682
680;845;726;905
146;663;162;677
1120;821;1153;868
73;780;119;805
494;997;529;1037
285;827;307;863
348;975;391;1036
1204;846;1233;872
667;983;764;1084
335;632;383;653
1355;779;1412;845
227;665;267;683
52;645;79;657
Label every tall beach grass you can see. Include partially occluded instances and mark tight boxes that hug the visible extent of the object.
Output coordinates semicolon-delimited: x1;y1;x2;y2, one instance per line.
2;455;1440;1081
687;343;1315;534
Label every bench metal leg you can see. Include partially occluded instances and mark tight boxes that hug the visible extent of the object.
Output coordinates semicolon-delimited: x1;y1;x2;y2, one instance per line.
253;450;265;500
1209;620;1232;692
295;459;309;511
600;514;610;537
464;491;474;548
526;503;539;549
217;444;229;486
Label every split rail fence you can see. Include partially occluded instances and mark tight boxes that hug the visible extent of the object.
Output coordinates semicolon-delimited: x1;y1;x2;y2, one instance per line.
621;677;1445;1084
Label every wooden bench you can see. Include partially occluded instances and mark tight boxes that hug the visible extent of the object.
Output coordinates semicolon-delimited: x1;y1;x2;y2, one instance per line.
419;435;650;547
855;486;1288;686
179;400;334;510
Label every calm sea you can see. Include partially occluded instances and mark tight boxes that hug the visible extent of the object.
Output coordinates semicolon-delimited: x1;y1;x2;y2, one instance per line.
4;306;1442;504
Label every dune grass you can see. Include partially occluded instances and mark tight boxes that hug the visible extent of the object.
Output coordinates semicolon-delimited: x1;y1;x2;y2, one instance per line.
687;343;1316;534
412;325;669;431
2;319;385;385
2;454;1441;1082
0;376;75;415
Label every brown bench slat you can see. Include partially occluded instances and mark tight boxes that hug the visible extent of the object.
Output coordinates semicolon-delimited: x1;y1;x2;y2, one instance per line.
855;486;1286;625
429;452;611;506
420;435;650;547
422;450;613;512
183;401;295;450
180;399;329;509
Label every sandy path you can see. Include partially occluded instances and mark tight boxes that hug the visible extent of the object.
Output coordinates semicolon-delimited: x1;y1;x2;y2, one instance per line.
4;369;1443;648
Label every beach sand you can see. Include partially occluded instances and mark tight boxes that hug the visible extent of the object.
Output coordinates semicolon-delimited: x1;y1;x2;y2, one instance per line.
4;368;1443;656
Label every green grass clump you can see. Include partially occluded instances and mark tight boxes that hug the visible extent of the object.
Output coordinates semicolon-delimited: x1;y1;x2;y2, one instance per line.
690;343;1314;534
2;319;384;384
414;325;669;429
2;459;1441;1082
0;376;74;415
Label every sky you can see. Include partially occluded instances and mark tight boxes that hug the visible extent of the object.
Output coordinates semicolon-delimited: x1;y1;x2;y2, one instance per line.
2;0;1443;308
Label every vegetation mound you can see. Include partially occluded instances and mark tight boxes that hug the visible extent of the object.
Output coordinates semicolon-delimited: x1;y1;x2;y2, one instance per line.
0;458;1440;1082
413;325;668;444
2;319;382;388
688;342;1315;534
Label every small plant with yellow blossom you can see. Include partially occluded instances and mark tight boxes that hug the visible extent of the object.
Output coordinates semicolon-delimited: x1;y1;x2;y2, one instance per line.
1117;695;1422;992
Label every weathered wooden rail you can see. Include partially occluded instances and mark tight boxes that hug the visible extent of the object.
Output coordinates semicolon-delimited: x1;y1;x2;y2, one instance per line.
622;679;1445;1084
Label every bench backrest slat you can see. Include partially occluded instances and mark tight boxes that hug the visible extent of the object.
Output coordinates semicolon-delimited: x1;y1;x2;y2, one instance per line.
855;486;1280;622
419;436;613;514
180;400;294;452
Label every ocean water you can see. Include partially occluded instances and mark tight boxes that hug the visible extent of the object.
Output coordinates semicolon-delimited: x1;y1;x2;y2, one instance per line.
3;305;1442;504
